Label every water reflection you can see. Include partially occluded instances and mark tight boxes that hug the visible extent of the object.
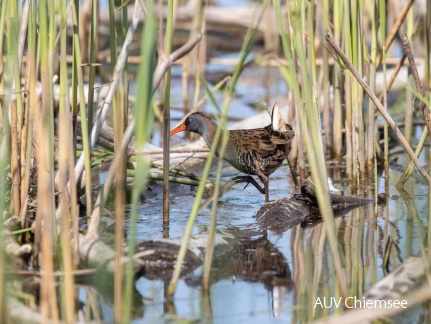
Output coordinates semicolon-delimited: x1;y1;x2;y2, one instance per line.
120;168;430;322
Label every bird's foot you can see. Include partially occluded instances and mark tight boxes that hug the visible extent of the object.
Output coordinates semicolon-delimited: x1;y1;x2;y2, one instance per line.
223;176;265;194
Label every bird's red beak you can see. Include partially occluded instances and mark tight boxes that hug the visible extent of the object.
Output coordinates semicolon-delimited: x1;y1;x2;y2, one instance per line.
169;123;187;136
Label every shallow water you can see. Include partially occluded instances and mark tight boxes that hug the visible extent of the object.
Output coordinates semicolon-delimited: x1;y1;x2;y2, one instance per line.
98;44;431;321
94;159;429;323
102;57;431;322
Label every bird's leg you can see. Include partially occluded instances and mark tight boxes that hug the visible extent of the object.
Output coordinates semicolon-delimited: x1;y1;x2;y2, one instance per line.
287;159;299;187
263;178;269;203
200;176;265;209
255;170;269;203
223;175;265;194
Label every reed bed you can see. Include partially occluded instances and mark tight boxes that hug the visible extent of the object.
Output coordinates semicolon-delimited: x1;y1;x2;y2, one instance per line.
0;0;430;322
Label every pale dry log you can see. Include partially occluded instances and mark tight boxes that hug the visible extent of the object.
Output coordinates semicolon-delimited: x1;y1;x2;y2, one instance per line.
364;256;427;301
78;234;144;273
76;116;115;152
314;256;431;324
1;230;32;258
8;297;42;323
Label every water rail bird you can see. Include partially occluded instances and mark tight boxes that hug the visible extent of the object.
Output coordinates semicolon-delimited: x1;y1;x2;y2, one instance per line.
170;110;296;202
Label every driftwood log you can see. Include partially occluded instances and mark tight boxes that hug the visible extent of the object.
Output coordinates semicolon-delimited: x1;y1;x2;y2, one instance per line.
256;186;374;234
1;216;32;265
315;256;431;324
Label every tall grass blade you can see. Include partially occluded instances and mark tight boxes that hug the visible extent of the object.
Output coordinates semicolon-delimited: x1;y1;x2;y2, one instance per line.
123;0;157;320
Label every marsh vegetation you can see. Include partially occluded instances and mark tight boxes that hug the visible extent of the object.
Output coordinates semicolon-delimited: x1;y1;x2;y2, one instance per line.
1;0;431;322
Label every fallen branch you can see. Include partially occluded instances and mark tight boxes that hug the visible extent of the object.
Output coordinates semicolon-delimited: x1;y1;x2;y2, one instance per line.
325;33;431;185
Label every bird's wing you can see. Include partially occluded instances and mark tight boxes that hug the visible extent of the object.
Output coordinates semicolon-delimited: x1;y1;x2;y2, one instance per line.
229;127;294;158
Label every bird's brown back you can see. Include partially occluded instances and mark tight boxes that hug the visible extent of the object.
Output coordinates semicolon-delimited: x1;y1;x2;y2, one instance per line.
222;125;294;176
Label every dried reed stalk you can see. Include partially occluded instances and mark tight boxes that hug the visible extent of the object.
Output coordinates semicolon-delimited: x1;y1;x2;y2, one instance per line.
326;34;431;185
399;28;431;134
375;0;414;68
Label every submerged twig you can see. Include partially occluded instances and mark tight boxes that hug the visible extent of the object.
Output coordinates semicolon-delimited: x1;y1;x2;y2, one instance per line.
326;33;431;185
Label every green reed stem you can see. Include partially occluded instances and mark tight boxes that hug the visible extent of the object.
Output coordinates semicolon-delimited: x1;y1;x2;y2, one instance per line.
332;0;343;161
167;3;262;296
71;2;93;218
123;1;156;320
276;0;348;301
162;0;174;222
355;0;366;181
111;1;128;320
366;1;378;175
426;0;431;85
426;0;431;264
343;0;353;178
0;1;7;318
322;0;331;152
308;0;317;85
379;0;389;183
87;0;97;137
202;83;227;290
189;0;205;117
108;0;118;69
398;90;431;185
199;75;226;113
202;117;228;290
